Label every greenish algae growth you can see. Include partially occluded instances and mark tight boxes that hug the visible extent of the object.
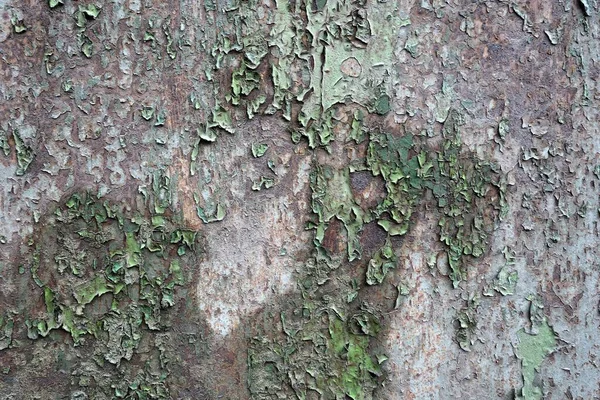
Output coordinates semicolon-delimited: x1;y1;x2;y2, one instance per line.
31;0;512;396
21;189;202;397
349;110;366;143
210;105;235;134
220;0;407;148
162;17;177;60
248;269;385;399
72;4;101;58
292;108;336;149
79;34;94;58
515;320;557;400
48;0;63;8
251;143;269;158
0;130;10;157
0;314;14;351
366;238;396;285
230;62;260;106
455;297;478;352
310;164;365;262
77;4;101;20
365;111;505;286
295;109;505;365
493;267;518;296
252;176;275;191
141;105;155;121
195;200;226;223
12;129;34;176
10;14;26;33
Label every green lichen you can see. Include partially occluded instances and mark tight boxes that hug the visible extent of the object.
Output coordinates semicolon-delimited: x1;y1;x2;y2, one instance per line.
515;321;557;400
0;130;10;157
310;164;365;262
209;105;235;134
221;0;404;148
349;110;366;143
252;176;275;191
73;4;101;58
248;289;384;399
230;62;260;106
492;267;518;296
12;129;34;176
48;0;64;8
141;105;155;121
10;14;26;33
0;313;14;351
512;295;558;399
365;238;396;286
162;18;177;60
304;108;503;290
455;297;478;352
251;143;269;158
195;200;226;223
247;95;267;119
20;188;202;396
294;109;335;149
366;111;505;286
0;0;530;396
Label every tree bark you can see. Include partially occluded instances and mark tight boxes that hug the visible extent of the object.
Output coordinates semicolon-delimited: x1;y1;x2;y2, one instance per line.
0;0;598;399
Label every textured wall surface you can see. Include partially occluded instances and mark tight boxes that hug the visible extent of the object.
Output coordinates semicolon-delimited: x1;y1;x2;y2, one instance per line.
0;0;599;399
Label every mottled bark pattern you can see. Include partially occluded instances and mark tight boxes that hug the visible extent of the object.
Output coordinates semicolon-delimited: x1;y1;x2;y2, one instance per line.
0;0;599;399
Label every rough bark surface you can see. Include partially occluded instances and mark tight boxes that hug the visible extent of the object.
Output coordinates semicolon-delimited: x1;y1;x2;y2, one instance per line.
0;0;599;399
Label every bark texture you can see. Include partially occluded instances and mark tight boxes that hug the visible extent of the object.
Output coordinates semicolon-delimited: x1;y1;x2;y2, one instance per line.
0;0;599;399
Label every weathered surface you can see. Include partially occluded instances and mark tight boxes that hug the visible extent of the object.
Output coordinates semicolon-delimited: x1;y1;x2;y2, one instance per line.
0;0;599;399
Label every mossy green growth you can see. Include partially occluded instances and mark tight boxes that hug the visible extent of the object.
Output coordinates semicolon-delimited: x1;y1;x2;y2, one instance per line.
224;0;404;146
304;110;504;287
79;34;93;58
366;110;505;286
10;14;26;33
141;105;155;121
0;130;10;157
74;4;101;29
28;190;200;352
73;275;112;305
18;188;203;397
366;131;423;235
515;320;557;400
372;94;391;115
366;238;396;285
195;197;226;223
12;129;34;176
248;287;384;399
209;105;235;134
328;316;381;399
78;4;101;19
251;143;269;158
252;176;275;191
247;94;267;119
350;110;367;143
293;108;336;149
0;313;14;351
162;18;177;60
455;298;478;352
310;164;366;261
150;169;173;214
492;267;518;296
230;62;260;106
48;0;63;8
